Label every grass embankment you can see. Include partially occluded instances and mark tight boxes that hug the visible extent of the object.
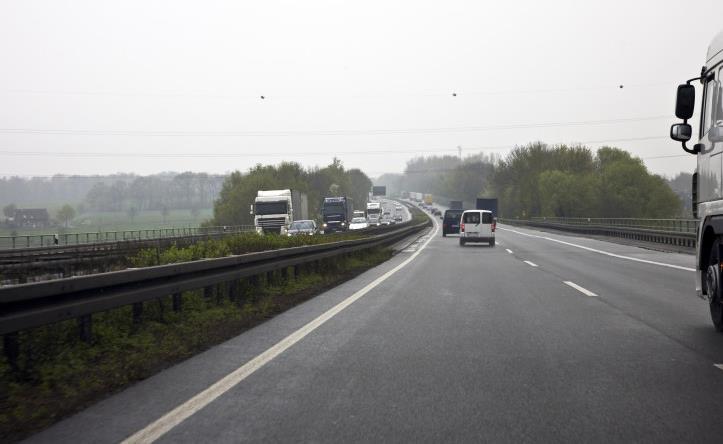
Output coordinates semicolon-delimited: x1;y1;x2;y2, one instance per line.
0;232;391;442
0;208;215;237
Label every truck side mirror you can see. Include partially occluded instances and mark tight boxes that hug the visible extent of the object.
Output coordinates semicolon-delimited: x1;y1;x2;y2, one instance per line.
670;123;692;142
675;84;695;119
249;204;254;215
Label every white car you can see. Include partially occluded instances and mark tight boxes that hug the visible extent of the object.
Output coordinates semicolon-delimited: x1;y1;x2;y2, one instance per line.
349;217;369;230
459;210;495;247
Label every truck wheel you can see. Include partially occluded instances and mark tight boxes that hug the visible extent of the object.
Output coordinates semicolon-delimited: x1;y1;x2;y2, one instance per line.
459;238;465;246
442;232;446;237
708;238;723;332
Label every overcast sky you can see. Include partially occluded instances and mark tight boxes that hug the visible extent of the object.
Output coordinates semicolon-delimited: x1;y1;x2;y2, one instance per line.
1;0;721;179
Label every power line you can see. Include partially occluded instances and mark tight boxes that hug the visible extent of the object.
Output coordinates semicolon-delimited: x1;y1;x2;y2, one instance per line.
1;81;674;100
0;136;671;159
0;115;671;137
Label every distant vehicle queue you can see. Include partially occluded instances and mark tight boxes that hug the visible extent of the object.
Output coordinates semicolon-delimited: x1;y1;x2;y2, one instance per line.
249;188;404;236
406;191;498;246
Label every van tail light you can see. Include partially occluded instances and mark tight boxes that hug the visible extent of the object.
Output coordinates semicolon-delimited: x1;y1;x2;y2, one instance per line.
460;223;465;232
491;221;496;232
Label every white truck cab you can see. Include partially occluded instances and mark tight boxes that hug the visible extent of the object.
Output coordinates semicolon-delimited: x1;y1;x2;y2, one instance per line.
671;30;723;330
459;210;496;247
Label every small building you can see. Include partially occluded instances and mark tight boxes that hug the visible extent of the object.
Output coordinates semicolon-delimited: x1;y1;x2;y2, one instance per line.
13;208;50;228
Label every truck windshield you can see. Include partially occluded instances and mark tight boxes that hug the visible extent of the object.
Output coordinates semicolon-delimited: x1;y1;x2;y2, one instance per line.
367;208;381;215
323;202;345;215
255;201;288;215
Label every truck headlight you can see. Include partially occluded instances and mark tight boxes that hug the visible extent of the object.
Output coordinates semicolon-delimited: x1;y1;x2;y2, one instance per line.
341;222;346;226
323;223;327;228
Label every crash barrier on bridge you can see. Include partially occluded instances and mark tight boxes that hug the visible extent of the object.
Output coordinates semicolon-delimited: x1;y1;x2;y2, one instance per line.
0;225;255;250
499;217;697;249
0;218;431;364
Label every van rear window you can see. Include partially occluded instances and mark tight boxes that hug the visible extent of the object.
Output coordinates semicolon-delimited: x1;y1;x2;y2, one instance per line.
463;212;480;224
482;213;493;224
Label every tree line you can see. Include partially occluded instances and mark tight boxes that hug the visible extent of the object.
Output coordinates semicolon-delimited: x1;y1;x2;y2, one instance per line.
0;172;225;213
210;159;372;226
84;172;224;212
377;143;687;219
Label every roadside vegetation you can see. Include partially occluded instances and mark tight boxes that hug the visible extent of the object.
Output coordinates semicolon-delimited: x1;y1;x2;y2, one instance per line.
376;143;685;218
210;159;372;226
128;230;366;267
0;246;393;442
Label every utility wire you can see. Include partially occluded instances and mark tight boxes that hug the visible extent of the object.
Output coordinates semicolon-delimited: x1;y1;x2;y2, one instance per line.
0;116;671;137
0;136;671;159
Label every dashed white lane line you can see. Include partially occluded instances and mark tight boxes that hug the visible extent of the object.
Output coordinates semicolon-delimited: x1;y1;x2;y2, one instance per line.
524;260;538;267
123;220;440;444
714;364;723;372
505;249;513;254
563;281;598;297
499;227;695;272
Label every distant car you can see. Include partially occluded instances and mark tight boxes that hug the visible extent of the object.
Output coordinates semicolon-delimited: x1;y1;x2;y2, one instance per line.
287;220;317;236
349;217;368;230
394;215;403;222
381;216;392;226
459;210;495;246
432;208;442;216
442;209;463;236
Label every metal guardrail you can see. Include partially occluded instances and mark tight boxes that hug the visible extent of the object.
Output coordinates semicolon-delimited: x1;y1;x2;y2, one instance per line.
501;218;697;249
0;219;430;338
528;217;698;234
0;225;255;250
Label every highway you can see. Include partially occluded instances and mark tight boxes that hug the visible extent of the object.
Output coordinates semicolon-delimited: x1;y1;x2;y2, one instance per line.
26;215;723;442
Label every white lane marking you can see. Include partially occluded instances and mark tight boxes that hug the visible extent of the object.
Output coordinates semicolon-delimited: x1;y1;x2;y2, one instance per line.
714;364;723;372
524;260;538;267
505;249;513;254
123;220;439;444
563;281;598;297
499;227;695;272
496;241;503;245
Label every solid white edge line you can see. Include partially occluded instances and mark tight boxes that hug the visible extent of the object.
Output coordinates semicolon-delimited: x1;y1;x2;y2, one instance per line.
122;218;439;444
563;281;598;297
505;249;513;254
714;364;723;371
498;227;695;272
523;260;538;267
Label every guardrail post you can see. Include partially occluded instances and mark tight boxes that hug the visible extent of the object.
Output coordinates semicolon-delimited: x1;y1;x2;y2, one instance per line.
216;283;224;304
3;332;19;372
280;267;288;282
132;302;143;324
157;297;166;322
229;280;240;303
249;275;260;301
204;286;214;303
172;292;182;312
78;315;92;342
266;271;275;286
294;265;301;280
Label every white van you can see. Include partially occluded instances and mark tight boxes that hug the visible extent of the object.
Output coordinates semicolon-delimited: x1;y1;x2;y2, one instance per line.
459;210;495;246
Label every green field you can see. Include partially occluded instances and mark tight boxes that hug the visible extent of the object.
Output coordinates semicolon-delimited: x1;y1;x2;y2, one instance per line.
0;208;215;237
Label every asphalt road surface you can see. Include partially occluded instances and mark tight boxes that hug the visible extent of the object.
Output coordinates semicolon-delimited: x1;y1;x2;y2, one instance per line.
27;216;723;443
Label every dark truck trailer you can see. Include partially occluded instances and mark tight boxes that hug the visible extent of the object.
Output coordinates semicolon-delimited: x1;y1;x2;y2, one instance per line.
449;200;463;210
322;196;353;233
475;198;498;218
